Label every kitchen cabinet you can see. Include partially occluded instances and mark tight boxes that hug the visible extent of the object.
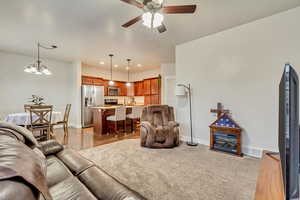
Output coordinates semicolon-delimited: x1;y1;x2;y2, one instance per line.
82;76;94;85
81;76;161;105
82;76;104;86
134;81;144;96
127;84;134;97
144;95;151;105
151;95;160;105
119;82;127;96
150;78;159;95
93;78;104;86
143;79;151;95
103;80;109;96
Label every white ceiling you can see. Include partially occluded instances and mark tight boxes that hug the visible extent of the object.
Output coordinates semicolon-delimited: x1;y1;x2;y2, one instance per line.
0;0;299;72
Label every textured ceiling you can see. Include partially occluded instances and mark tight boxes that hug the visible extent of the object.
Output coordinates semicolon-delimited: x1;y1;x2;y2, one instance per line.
0;0;299;72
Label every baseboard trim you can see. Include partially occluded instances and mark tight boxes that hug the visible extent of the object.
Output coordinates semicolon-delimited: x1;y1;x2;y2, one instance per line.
69;124;82;129
180;135;263;158
53;124;82;129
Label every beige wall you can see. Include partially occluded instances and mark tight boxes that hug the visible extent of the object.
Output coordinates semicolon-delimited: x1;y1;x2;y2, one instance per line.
0;51;81;127
176;7;300;157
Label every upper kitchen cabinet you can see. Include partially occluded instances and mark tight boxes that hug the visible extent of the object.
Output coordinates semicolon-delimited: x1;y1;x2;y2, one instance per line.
82;76;94;85
103;80;109;96
143;79;151;95
134;81;144;96
93;78;104;86
119;82;127;96
150;78;160;95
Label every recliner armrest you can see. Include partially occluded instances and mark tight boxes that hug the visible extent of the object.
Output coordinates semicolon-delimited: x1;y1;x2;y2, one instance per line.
38;140;64;156
168;121;179;127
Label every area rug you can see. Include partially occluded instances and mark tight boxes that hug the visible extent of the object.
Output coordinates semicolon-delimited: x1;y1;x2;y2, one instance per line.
79;139;260;200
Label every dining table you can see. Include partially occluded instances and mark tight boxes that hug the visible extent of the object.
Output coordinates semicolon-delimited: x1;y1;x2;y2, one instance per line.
4;111;63;126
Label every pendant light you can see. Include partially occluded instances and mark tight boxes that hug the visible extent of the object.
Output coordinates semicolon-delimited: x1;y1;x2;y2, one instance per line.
108;54;115;86
24;42;57;75
126;59;131;87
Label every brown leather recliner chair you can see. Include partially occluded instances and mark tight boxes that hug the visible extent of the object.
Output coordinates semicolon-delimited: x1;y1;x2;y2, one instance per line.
140;105;179;148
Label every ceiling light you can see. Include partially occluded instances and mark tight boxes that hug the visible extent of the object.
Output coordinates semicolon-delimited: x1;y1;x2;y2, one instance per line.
99;61;105;65
109;80;115;86
24;42;57;75
114;64;118;68
142;12;164;29
137;64;142;67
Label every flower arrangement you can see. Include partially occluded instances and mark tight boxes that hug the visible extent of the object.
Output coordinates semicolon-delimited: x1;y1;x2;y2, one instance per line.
29;95;45;105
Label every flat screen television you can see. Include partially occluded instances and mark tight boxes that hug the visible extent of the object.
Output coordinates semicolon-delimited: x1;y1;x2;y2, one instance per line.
279;63;299;200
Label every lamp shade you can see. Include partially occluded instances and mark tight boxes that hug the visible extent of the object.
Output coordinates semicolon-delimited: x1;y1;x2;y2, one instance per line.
176;85;186;96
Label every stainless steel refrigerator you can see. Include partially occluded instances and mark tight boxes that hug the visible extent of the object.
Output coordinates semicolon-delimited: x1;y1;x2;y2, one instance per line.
81;85;104;128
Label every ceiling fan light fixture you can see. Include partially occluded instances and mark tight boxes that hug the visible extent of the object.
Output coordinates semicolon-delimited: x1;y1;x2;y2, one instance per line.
153;13;164;28
142;12;152;28
142;12;163;28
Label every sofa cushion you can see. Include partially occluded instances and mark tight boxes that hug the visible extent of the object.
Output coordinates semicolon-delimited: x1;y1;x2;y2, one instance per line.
46;156;73;187
0;178;39;200
49;176;97;200
78;166;145;200
57;149;94;175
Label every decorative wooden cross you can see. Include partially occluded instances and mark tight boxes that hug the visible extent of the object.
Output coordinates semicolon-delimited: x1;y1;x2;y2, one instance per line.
210;102;230;118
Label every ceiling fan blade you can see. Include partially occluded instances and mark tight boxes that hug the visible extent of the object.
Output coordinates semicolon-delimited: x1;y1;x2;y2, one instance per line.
120;0;144;8
162;5;197;14
157;23;167;33
122;15;142;28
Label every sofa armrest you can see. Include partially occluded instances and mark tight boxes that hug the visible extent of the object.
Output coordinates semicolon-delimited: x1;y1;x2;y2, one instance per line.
38;140;64;156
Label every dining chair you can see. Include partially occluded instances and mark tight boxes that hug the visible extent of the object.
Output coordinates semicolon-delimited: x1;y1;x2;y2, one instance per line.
106;106;126;137
24;104;31;112
51;104;71;136
127;106;143;133
28;105;53;141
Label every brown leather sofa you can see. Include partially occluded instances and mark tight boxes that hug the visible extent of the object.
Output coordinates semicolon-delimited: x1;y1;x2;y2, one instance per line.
0;122;145;200
140;105;179;148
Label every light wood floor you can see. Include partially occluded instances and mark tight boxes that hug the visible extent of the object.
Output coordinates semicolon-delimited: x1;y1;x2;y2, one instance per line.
53;127;140;151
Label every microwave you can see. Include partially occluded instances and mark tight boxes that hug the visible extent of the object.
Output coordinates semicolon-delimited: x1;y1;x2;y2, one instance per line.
108;87;120;96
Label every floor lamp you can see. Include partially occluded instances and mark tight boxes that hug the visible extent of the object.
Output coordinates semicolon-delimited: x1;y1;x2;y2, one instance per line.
176;84;198;146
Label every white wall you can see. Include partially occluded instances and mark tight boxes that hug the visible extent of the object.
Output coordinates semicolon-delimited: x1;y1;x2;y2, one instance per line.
132;68;161;81
176;7;300;157
0;51;81;127
82;64;129;82
161;63;176;105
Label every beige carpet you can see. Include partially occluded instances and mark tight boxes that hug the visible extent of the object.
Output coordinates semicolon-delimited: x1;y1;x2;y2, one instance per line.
79;139;260;200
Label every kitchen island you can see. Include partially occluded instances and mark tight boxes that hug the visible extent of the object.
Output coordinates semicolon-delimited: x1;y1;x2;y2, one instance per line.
92;106;135;135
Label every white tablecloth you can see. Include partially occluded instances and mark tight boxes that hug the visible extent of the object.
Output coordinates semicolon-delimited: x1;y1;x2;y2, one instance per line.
4;112;63;125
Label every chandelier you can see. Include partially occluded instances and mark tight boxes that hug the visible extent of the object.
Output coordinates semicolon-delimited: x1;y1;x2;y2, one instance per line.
142;12;164;29
24;42;57;75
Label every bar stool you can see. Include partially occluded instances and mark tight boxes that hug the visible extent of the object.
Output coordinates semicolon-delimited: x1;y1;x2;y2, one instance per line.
127;106;143;133
107;106;126;136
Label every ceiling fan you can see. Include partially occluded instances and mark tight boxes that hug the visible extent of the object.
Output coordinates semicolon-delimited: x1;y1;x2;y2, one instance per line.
121;0;197;33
